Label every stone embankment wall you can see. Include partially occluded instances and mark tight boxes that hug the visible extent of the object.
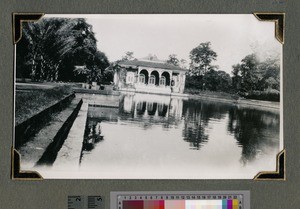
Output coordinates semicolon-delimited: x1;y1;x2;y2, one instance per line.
15;93;75;149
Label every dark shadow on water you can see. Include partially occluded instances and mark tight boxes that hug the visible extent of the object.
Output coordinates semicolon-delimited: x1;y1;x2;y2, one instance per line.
181;99;231;150
181;99;279;156
227;107;279;164
79;118;104;164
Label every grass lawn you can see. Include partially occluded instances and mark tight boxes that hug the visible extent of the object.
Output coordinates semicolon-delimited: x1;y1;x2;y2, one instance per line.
15;85;73;125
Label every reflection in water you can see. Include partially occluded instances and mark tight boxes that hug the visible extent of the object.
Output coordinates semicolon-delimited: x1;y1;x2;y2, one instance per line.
147;103;157;116
181;100;233;150
158;103;168;117
80;119;104;163
136;102;146;115
227;108;279;164
117;93;183;129
80;105;119;163
81;93;280;175
182;101;208;150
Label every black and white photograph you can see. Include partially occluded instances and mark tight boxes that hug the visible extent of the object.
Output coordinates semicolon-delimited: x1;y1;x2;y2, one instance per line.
14;14;282;179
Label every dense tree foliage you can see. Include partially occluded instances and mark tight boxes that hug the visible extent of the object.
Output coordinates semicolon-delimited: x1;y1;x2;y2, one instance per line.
257;58;280;91
189;42;217;76
231;64;242;92
231;54;280;92
17;18;109;83
186;42;230;92
185;69;232;92
231;54;280;101
234;54;260;93
185;42;280;101
203;70;232;92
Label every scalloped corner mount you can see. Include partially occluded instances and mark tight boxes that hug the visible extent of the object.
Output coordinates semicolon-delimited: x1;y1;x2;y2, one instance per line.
11;148;43;180
254;149;285;181
253;13;285;44
12;13;44;44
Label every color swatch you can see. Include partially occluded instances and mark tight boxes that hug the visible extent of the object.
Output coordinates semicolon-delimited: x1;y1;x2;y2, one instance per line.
122;199;240;209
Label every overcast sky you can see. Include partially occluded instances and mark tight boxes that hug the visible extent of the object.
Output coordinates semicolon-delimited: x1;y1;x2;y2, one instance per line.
46;14;281;74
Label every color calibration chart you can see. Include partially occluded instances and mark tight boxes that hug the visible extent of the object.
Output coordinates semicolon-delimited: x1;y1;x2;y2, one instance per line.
110;191;250;209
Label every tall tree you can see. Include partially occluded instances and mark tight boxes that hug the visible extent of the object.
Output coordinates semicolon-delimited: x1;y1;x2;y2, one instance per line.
18;18;106;82
231;64;242;91
21;18;65;81
189;42;217;76
53;18;98;81
231;53;280;97
239;54;260;93
257;57;280;91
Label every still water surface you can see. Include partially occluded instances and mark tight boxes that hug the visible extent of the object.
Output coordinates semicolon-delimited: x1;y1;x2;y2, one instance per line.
72;93;280;179
29;93;280;178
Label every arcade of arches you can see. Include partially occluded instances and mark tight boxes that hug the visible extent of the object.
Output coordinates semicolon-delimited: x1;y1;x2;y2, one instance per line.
114;61;186;94
138;69;171;87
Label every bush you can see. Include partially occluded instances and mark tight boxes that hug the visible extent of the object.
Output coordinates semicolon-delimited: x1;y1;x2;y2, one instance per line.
242;89;280;102
185;75;204;90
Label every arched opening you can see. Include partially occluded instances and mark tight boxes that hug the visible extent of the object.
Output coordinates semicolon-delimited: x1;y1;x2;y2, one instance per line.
157;103;168;117
161;71;171;86
136;101;146;115
147;102;157;116
149;71;159;85
139;74;145;84
159;76;166;86
139;69;149;84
